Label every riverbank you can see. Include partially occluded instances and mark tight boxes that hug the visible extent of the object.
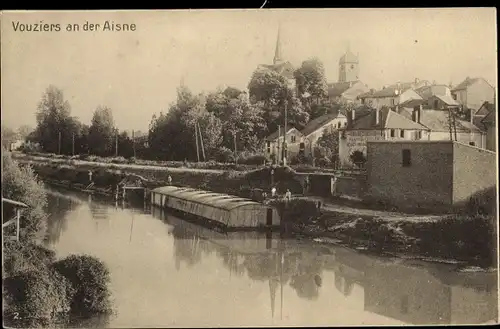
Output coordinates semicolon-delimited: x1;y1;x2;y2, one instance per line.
15;153;498;269
2;150;114;328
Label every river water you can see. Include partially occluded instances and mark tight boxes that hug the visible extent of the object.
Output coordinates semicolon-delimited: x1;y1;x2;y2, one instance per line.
43;187;498;327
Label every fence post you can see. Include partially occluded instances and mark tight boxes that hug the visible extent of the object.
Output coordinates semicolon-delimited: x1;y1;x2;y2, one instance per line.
16;208;21;241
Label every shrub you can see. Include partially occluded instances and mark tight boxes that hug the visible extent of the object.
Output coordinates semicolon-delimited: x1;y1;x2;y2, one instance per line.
3;269;74;328
237;151;266;166
3;241;56;278
2;149;48;241
316;156;332;168
349;150;366;168
51;255;112;317
214;147;235;163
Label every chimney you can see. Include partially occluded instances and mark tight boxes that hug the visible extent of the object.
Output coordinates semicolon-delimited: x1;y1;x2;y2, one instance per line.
417;105;422;123
375;108;380;125
470;108;474;124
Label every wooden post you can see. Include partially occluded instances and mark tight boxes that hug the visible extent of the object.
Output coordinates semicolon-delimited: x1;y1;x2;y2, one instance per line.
16;208;20;241
132;130;136;158
115;130;119;157
194;123;200;162
72;133;75;155
58;131;62;155
277;125;281;164
233;131;237;163
197;122;206;161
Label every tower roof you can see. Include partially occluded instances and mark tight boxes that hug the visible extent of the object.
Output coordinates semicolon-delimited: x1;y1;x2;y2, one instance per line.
339;49;358;64
273;26;283;65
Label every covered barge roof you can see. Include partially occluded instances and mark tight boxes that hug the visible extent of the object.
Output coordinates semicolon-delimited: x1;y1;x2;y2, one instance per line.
151;186;264;211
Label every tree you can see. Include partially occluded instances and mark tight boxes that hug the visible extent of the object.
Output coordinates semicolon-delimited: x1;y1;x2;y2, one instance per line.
248;68;309;133
206;89;267;153
33;86;76;154
17;125;34;140
315;129;340;165
294;58;328;109
149;85;220;161
1;125;18;149
350;150;367;168
88;107;115;156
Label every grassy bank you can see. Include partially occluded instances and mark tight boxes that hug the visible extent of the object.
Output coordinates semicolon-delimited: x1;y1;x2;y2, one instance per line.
270;199;497;269
13;151;346;174
2;150;113;328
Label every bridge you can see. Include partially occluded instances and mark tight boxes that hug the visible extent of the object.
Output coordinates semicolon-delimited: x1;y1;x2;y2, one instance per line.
2;198;29;241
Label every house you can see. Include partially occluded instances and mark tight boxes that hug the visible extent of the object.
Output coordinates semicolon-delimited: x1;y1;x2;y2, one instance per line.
397;107;486;148
9;139;24;151
327;81;370;104
414;84;459;110
366;140;496;209
472;101;495;127
450;77;495;112
480;107;496;152
298;112;347;157
338;106;429;167
358;79;431;109
264;127;304;160
338;47;360;83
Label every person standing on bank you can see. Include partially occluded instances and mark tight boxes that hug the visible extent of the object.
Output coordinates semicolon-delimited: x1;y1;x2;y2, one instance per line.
271;186;277;198
330;175;338;197
167;175;172;185
285;189;292;201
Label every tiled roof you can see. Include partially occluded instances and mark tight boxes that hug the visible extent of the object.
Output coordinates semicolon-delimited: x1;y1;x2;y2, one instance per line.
259;61;295;80
327;81;357;98
399;108;483;133
415;85;450;100
429;94;459;107
347;107;427;130
481;110;496;125
265;127;299;142
475;101;495;116
301;112;342;137
451;77;480;91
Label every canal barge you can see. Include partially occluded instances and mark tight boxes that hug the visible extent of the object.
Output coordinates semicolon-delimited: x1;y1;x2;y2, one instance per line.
151;186;281;231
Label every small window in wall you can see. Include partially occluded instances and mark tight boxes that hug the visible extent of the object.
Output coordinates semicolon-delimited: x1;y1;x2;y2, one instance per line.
344;122;347;126
390;98;395;106
390;129;395;137
291;135;296;143
469;142;475;146
433;99;439;109
337;122;341;128
299;142;305;150
402;149;411;167
400;129;405;138
417;131;422;140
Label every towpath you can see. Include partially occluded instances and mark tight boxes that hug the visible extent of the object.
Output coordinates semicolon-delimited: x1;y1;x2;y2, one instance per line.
300;196;446;222
13;154;225;174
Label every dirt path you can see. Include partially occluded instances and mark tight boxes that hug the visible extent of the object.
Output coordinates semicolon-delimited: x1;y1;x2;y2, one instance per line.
14;154;226;174
302;196;446;222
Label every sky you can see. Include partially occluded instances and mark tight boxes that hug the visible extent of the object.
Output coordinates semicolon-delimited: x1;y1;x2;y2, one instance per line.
1;8;497;132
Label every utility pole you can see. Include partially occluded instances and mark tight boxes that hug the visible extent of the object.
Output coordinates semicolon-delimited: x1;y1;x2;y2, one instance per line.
233;131;237;163
132;130;136;158
115;130;118;157
194;123;200;162
58;131;62;155
277;125;281;164
72;133;75;155
197;122;206;161
282;88;288;166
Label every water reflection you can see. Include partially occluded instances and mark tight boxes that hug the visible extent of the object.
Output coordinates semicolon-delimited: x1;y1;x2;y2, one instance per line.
45;190;498;327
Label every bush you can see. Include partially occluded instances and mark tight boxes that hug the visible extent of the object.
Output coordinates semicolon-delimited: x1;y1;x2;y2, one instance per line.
316;156;332;168
465;187;496;216
3;241;56;278
214;147;235;163
2;149;48;241
3;269;74;328
237;151;266;165
51;255;112;317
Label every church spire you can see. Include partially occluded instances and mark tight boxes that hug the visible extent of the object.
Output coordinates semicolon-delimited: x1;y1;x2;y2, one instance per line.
273;25;283;65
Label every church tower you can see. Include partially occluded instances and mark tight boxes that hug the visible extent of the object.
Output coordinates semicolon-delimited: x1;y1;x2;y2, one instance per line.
273;25;284;65
338;46;359;83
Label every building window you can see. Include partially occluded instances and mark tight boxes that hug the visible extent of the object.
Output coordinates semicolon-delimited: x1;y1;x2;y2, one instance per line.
433;99;439;109
291;135;296;143
417;131;422;140
344;122;347;126
402;149;411;167
390;98;395;106
337;122;341;128
266;141;271;153
299;142;305;150
469;142;475;146
400;129;405;138
390;129;395;137
452;94;457;100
